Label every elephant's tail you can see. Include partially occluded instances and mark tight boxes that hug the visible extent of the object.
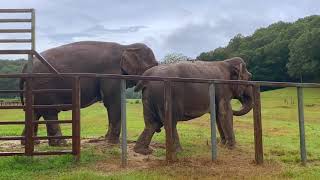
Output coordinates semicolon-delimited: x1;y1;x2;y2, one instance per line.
134;81;145;92
19;64;28;106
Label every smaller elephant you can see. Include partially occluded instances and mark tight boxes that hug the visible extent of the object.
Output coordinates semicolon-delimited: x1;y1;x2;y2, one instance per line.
133;57;253;155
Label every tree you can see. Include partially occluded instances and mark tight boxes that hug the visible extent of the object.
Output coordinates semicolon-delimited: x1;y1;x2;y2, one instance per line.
287;28;320;81
161;53;192;64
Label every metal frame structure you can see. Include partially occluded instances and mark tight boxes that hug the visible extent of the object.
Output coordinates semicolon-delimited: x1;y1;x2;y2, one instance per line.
0;9;319;167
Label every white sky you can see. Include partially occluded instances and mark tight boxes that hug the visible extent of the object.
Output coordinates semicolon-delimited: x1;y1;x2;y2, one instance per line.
1;0;320;60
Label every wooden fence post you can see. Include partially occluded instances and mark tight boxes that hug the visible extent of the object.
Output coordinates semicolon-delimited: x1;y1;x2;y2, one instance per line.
72;76;81;161
120;79;127;167
297;87;307;165
164;80;177;162
209;83;217;161
25;78;34;156
253;85;263;164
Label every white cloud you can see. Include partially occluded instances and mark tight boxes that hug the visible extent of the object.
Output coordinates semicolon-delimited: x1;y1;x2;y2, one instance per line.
0;0;320;60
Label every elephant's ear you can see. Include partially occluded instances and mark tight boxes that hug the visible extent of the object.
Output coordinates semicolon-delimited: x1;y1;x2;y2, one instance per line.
120;48;141;75
226;57;244;80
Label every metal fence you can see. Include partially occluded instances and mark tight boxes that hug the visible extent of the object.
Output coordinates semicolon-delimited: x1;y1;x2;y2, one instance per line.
1;73;319;167
0;8;319;167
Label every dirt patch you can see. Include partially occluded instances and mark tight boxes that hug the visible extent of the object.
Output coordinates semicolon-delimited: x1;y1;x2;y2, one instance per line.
81;138;283;179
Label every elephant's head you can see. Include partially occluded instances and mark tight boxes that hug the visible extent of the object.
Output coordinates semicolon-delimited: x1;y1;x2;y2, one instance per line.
120;43;158;76
225;57;253;116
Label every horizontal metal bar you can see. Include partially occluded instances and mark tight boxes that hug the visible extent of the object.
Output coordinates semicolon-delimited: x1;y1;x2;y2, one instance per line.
0;50;31;54
0;9;33;13
0;152;24;156
0;105;24;109
0;136;24;140
33;120;72;124
32;150;73;156
32;104;73;109
0;39;32;43
32;89;72;94
0;29;32;33
0;121;25;125
0;73;319;88
0;90;24;93
33;136;72;140
0;19;32;23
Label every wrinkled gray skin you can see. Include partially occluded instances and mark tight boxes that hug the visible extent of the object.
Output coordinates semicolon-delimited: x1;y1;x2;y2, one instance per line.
20;41;158;146
133;57;253;155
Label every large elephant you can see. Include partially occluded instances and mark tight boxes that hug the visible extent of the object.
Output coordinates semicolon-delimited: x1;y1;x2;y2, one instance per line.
133;57;253;155
20;41;158;146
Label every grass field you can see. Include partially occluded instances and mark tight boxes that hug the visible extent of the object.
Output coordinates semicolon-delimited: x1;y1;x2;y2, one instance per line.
0;87;319;179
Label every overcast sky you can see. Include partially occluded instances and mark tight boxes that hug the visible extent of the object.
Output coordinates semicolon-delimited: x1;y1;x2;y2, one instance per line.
1;0;320;60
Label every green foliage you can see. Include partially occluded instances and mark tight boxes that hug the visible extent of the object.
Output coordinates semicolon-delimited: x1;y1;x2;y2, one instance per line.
161;52;192;64
0;59;27;98
197;15;320;82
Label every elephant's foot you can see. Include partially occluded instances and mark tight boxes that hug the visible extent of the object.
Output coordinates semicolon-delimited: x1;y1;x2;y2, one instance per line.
133;144;153;155
105;134;120;144
175;145;183;153
226;140;236;150
21;139;40;146
48;139;67;146
219;138;226;145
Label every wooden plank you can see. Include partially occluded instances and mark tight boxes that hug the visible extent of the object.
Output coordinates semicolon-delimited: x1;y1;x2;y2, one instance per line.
0;19;32;23
0;121;25;125
164;80;176;162
33;136;72;140
120;79;127;167
32;89;72;94
33;120;72;124
0;50;31;54
32;150;73;156
0;152;24;156
32;104;72;109
0;136;24;140
0;29;32;33
297;87;307;165
0;39;32;43
253;85;263;164
72;76;81;161
25;78;34;156
0;9;33;13
0;90;24;93
209;83;217;161
0;105;24;109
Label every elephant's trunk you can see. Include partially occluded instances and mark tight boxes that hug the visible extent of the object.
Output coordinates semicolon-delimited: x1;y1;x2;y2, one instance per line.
233;86;253;116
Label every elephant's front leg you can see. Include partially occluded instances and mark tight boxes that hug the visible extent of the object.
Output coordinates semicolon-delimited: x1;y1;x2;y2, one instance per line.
105;102;121;144
218;99;235;149
173;122;183;152
21;112;41;145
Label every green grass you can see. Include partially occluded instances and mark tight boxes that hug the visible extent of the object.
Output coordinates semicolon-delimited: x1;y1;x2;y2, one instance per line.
0;87;319;179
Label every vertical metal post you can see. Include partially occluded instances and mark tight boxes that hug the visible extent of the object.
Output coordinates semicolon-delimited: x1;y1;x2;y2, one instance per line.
120;79;127;167
297;87;307;165
25;78;34;156
253;85;263;164
164;80;176;162
209;83;217;161
72;76;81;161
27;9;35;73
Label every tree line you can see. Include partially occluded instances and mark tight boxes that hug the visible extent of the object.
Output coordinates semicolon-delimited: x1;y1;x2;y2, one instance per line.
198;15;320;83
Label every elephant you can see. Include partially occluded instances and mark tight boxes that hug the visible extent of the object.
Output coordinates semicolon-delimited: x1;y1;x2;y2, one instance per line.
20;41;158;146
132;57;253;155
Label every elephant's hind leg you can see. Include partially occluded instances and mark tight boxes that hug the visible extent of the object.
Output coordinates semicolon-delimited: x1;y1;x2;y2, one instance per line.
43;112;67;146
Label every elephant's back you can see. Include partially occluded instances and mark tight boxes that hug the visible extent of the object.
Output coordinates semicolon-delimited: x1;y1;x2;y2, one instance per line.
33;41;124;74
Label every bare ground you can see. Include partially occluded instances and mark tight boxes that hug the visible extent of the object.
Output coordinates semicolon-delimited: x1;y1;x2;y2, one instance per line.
0;138;284;179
